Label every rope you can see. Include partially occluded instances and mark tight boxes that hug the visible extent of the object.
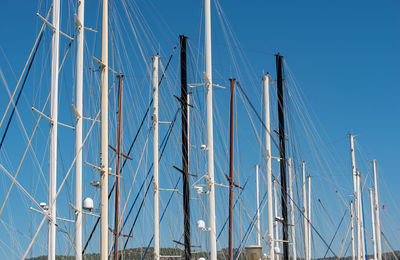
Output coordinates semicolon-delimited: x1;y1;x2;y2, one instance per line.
120;109;179;254
236;81;280;150
0;37;74;218
216;175;251;240
0;32;44;150
82;43;178;254
22;111;100;259
140;177;181;260
323;209;347;258
234;191;268;259
381;232;399;260
0;7;52;131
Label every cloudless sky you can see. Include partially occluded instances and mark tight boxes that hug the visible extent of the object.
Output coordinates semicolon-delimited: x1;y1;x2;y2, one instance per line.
0;0;399;258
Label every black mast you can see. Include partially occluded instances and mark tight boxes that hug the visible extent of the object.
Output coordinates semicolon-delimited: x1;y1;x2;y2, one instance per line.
276;53;289;260
180;35;191;260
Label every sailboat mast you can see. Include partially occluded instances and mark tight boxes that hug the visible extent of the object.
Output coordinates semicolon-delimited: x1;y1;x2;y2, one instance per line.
276;53;289;260
113;74;123;260
288;158;296;260
358;170;366;260
49;0;60;259
263;74;274;260
349;135;360;260
74;0;84;259
302;162;309;260
372;160;382;260
307;175;312;260
100;0;109;258
369;189;377;260
180;35;191;260
152;55;160;260
204;0;217;259
255;164;261;247
351;202;355;260
273;179;279;252
228;78;236;260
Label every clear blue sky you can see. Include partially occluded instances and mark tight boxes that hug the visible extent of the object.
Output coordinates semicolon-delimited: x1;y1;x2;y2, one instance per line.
0;0;399;258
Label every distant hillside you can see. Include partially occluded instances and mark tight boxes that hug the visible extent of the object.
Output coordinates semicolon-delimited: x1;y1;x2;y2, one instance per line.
27;248;400;260
27;247;243;260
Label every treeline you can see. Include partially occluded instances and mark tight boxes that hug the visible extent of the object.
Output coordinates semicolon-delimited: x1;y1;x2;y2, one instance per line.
27;249;400;260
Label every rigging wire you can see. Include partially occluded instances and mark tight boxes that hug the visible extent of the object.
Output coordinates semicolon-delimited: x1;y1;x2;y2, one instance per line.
140;177;182;260
236;81;279;150
114;109;180;256
0;6;52;132
0;32;44;151
322;209;347;258
0;37;75;219
22;109;101;259
81;43;178;254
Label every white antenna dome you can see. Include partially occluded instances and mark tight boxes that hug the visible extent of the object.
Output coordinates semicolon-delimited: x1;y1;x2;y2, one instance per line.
40;202;48;210
197;219;206;230
83;197;94;211
193;185;204;194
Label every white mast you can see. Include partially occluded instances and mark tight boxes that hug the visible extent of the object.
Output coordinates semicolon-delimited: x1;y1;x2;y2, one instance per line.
100;0;109;258
48;0;60;258
152;55;160;260
351;202;355;260
372;160;382;260
288;158;296;260
302;162;309;260
369;189;377;260
358;170;366;260
263;74;274;260
74;0;84;259
349;135;361;260
204;0;217;259
256;164;261;246
307;175;312;260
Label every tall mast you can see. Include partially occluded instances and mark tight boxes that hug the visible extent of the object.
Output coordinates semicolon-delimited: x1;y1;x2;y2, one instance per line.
349;135;361;260
74;0;84;259
99;0;109;257
273;179;279;252
204;0;217;259
255;164;261;247
113;74;123;260
49;0;60;259
369;189;377;260
180;35;191;260
228;78;236;260
358;171;366;260
372;160;382;260
152;55;160;260
276;53;289;260
288;158;296;260
307;175;312;260
302;162;309;260
263;74;274;260
351;202;355;260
